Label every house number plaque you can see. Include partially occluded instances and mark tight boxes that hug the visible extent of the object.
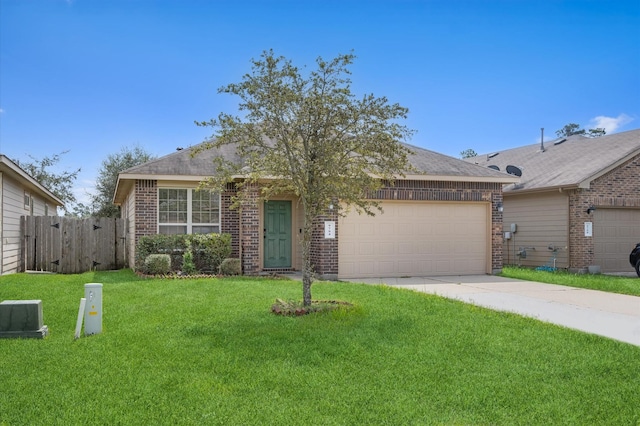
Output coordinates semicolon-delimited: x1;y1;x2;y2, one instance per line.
324;221;336;239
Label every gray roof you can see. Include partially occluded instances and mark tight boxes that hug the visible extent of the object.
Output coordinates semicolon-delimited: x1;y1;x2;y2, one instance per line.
121;140;512;180
120;143;243;176
403;142;513;178
465;128;640;193
114;139;516;204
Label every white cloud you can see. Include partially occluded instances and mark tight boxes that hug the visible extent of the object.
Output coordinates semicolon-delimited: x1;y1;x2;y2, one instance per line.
587;114;633;133
0;108;4;114
74;178;96;206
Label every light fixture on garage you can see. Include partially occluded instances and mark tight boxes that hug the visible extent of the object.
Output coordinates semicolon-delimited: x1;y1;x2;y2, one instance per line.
586;205;596;214
496;202;503;212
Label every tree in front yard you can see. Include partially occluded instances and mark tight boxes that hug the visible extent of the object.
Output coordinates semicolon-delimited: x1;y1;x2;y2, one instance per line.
196;50;414;306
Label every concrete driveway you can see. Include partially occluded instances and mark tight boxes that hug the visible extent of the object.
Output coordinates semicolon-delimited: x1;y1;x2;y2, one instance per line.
342;275;640;346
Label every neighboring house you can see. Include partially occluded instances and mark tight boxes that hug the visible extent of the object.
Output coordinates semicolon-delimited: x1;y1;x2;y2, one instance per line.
0;154;64;275
113;143;518;279
466;128;640;273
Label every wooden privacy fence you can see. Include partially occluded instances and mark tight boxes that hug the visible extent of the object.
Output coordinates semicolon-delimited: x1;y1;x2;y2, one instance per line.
20;216;127;274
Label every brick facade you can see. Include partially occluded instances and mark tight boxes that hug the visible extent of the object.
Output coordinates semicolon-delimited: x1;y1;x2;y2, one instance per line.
310;207;339;279
134;180;157;247
132;178;505;276
239;183;260;275
309;180;505;276
568;153;640;271
221;183;240;258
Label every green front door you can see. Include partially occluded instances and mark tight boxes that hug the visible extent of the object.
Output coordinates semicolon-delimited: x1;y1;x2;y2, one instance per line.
264;201;292;268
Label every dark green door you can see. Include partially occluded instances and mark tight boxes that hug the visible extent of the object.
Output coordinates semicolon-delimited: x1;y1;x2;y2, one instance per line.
264;201;292;268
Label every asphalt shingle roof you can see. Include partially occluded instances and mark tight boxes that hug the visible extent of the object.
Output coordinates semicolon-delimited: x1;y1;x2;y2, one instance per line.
465;128;640;192
122;140;512;180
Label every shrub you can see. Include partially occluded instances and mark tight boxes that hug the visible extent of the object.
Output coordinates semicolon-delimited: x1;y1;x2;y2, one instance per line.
144;254;171;275
190;233;232;273
219;258;241;275
135;233;232;274
182;243;197;275
136;234;186;272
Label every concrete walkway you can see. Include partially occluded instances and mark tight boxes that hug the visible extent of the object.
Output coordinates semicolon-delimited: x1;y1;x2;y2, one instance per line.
341;275;640;346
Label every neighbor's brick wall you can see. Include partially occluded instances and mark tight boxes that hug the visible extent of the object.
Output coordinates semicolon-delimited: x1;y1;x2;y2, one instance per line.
567;153;640;271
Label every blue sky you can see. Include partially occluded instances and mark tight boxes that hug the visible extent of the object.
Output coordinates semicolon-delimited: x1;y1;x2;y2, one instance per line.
1;0;639;205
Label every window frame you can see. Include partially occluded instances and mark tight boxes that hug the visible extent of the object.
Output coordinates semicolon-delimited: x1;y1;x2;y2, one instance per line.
24;191;31;210
157;187;221;235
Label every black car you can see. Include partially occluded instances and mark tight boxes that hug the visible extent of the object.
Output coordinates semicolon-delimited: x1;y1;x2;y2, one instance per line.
631;243;640;277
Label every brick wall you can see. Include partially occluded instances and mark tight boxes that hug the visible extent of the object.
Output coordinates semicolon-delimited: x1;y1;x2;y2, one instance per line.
134;180;157;247
134;179;241;260
309;180;505;275
568;153;640;271
310;207;339;278
221;183;240;258
240;183;260;275
134;178;505;276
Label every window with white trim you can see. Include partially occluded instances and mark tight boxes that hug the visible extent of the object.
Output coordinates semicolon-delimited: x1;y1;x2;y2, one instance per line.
24;191;31;210
158;188;220;234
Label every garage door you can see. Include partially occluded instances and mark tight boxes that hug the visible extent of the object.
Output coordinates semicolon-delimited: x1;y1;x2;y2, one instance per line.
594;208;640;272
338;202;489;278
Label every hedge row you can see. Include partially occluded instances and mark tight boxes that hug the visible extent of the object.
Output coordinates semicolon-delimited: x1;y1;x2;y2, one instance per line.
135;233;233;275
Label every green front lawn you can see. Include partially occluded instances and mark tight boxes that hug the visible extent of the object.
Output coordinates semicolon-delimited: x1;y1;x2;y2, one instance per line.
1;270;639;425
502;266;640;296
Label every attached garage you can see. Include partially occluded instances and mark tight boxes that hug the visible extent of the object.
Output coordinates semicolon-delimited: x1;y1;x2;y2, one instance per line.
594;208;640;272
338;201;490;278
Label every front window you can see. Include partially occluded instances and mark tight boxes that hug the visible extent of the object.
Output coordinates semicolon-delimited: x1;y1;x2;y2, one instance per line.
158;188;220;234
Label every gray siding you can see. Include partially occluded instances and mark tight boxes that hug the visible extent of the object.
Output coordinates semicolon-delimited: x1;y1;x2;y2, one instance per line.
2;174;28;274
503;192;569;269
1;173;56;274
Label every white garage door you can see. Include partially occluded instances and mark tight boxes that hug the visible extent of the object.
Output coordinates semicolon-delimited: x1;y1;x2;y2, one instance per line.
338;202;489;278
594;208;640;272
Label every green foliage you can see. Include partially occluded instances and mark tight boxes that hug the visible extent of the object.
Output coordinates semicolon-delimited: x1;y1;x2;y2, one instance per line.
135;233;232;274
181;243;197;275
91;145;156;218
13;150;80;213
189;233;232;273
219;257;241;275
196;50;415;305
501;266;640;296
460;148;478;159
135;234;186;272
555;123;606;138
1;272;639;424
144;254;171;275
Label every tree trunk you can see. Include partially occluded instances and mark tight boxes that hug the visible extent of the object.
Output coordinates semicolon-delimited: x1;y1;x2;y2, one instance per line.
302;271;312;306
300;199;315;306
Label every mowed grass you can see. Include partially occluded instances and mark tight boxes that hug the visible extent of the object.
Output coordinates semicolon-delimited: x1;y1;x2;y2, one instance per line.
502;266;640;296
1;271;639;425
